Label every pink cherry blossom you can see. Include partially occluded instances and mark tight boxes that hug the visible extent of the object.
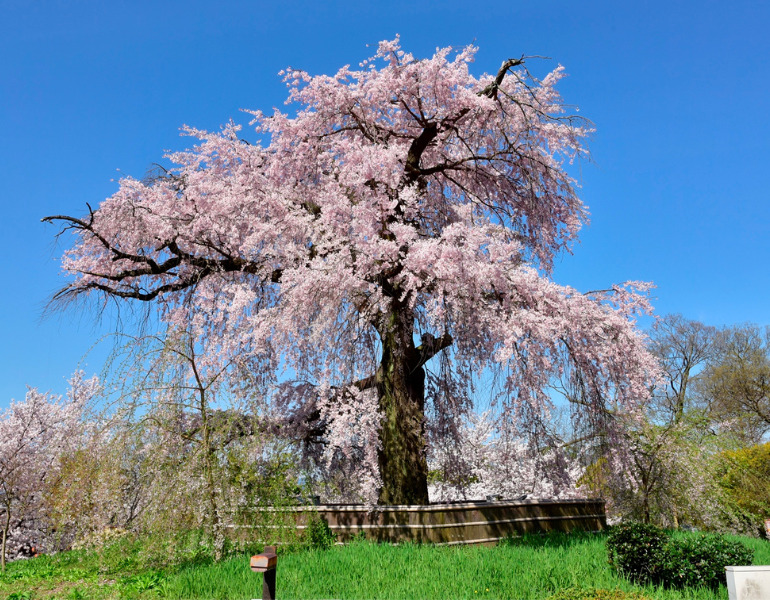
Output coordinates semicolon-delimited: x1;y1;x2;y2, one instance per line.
0;373;93;569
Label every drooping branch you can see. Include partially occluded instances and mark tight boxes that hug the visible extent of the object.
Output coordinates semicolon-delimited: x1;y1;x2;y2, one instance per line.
171;408;259;448
280;330;452;450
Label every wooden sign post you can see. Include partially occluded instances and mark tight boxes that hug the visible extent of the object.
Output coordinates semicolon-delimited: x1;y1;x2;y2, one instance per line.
250;545;278;600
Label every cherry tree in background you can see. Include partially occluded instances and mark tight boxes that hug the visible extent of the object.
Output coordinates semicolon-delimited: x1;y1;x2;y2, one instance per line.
0;373;95;571
429;411;584;503
46;38;659;505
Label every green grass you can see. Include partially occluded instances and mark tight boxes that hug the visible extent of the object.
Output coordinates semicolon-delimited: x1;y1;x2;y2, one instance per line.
1;531;768;599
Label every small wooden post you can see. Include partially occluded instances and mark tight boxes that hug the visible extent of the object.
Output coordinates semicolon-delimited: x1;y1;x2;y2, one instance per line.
250;545;278;600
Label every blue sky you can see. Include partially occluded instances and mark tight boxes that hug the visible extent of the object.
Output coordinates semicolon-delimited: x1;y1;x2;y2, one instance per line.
1;0;768;407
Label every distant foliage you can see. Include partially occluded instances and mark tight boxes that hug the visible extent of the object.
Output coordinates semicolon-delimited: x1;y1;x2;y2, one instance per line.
582;315;770;534
700;324;770;444
607;522;753;589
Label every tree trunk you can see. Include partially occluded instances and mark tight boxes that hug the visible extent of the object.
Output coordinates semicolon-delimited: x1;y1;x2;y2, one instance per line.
191;358;225;560
376;303;430;505
1;501;10;573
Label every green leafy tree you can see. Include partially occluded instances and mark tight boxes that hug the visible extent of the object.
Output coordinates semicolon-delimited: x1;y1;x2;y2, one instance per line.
700;324;770;444
718;442;770;532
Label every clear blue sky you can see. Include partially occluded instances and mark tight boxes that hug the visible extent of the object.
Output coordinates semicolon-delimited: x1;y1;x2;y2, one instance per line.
1;0;768;407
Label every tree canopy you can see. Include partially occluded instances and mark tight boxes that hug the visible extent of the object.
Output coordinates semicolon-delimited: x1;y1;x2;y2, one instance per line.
46;38;658;504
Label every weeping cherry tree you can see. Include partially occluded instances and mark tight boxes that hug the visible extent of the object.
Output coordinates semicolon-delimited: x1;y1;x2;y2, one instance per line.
46;38;659;505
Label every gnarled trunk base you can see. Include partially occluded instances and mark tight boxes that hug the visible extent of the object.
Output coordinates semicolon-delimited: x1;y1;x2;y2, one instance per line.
376;306;430;505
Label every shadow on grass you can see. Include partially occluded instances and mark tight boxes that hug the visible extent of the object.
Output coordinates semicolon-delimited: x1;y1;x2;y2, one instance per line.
499;530;607;549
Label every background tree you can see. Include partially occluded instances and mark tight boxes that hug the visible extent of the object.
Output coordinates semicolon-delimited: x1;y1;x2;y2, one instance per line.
700;324;770;443
46;39;658;505
619;315;723;527
108;330;299;558
591;414;733;529
579;315;770;532
46;415;146;544
0;374;93;571
717;442;770;533
649;314;718;422
429;410;583;502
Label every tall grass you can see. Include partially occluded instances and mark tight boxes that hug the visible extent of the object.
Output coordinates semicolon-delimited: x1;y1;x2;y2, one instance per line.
164;532;770;600
1;531;767;599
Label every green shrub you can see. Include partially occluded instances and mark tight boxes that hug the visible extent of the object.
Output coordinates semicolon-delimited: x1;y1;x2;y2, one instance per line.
304;514;336;550
607;522;754;589
606;523;668;585
660;534;754;589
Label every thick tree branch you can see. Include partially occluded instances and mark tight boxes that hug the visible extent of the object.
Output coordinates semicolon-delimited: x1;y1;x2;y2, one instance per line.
403;122;438;183
399;56;527;188
480;57;527;100
414;333;453;370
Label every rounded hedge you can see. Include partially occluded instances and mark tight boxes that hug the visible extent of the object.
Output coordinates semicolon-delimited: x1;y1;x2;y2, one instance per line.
606;522;754;590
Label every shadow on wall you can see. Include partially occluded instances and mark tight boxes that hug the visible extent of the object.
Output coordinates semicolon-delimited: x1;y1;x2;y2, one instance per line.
250;498;607;546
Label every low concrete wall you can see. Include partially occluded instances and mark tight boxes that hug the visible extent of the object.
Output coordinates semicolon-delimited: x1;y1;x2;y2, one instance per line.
288;498;606;545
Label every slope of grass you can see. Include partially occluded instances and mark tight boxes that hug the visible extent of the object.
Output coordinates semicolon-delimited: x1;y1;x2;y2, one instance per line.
0;537;170;600
1;531;767;599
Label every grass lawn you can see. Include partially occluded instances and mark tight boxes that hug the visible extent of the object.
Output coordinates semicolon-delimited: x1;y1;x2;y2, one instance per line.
1;531;768;600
